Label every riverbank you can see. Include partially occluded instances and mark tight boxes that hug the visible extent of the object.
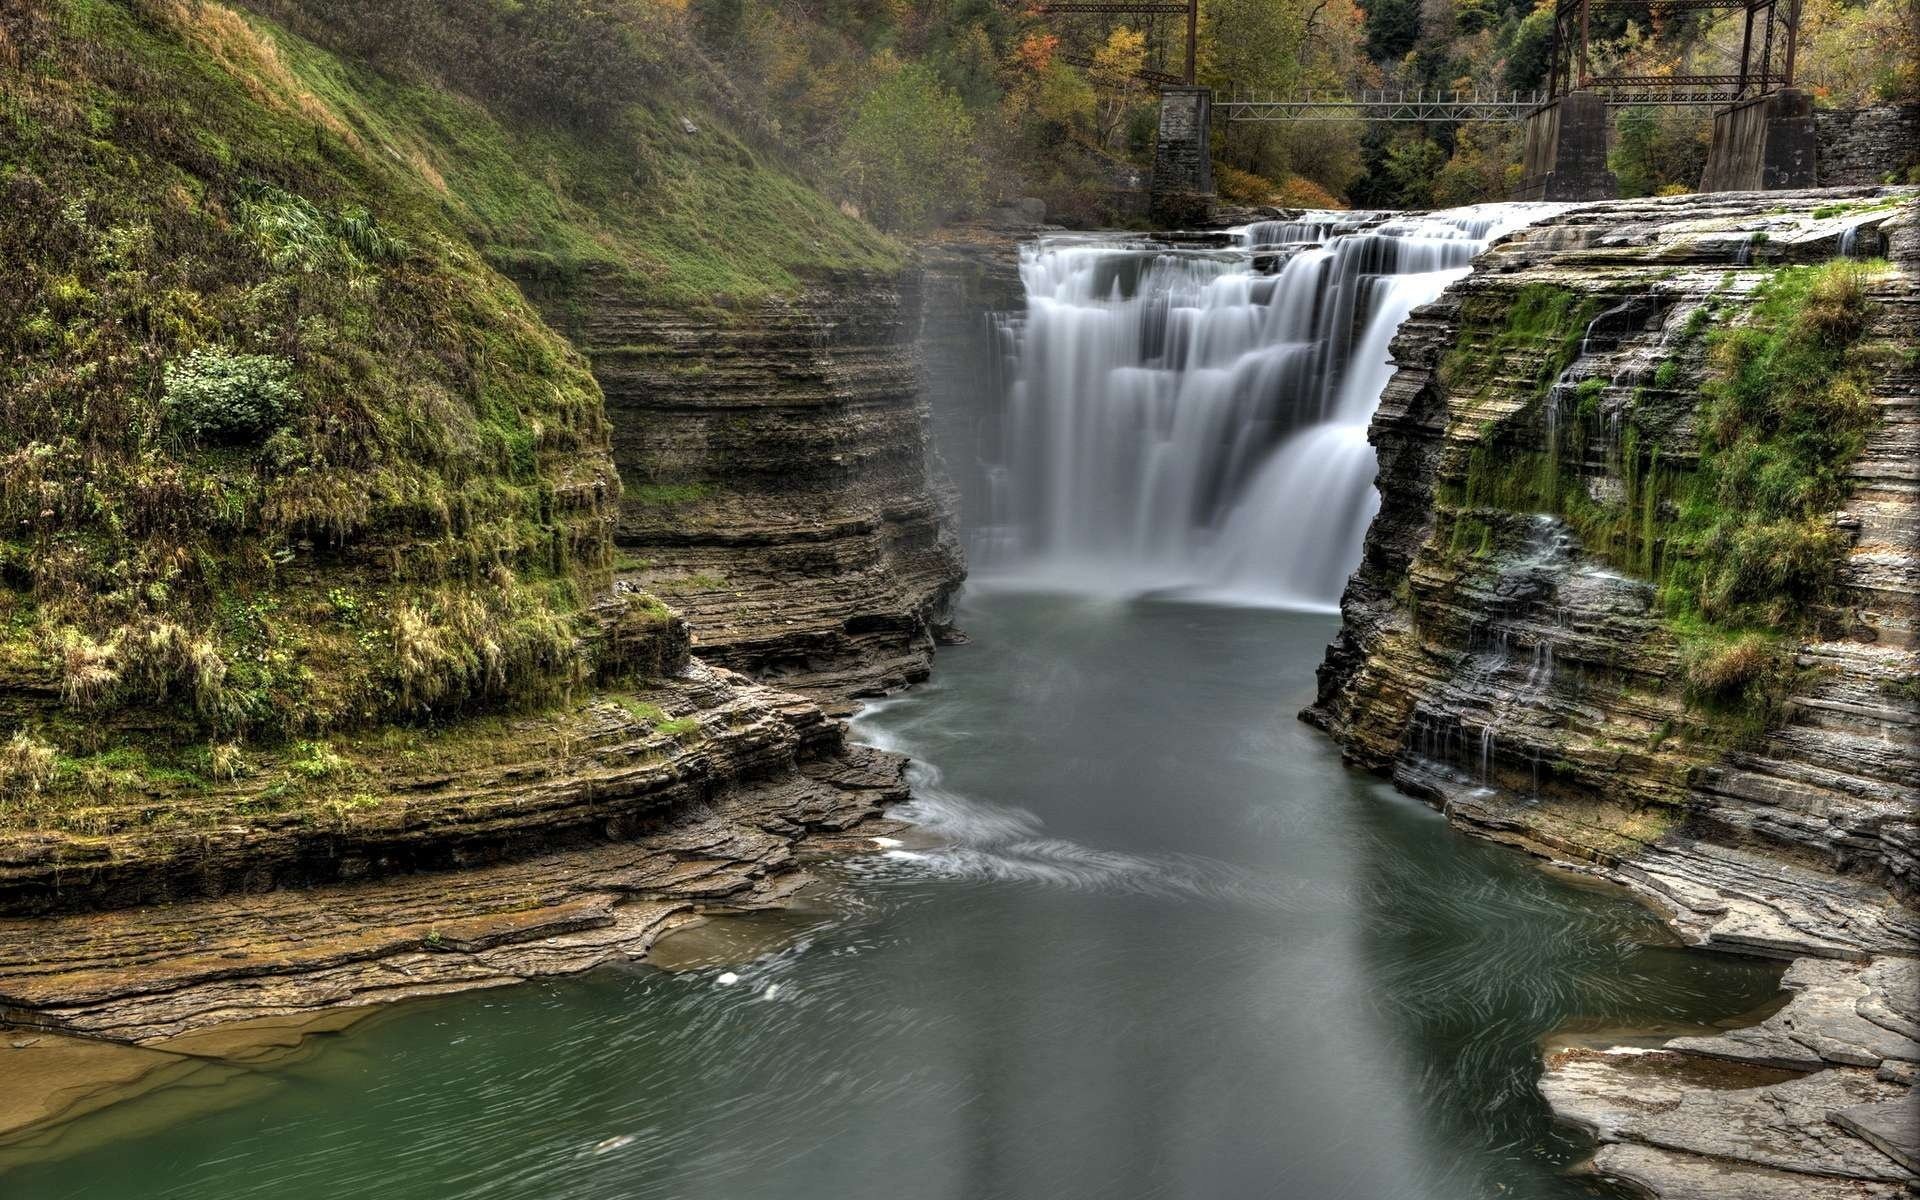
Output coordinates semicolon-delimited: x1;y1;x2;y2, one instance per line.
0;721;906;1148
1307;187;1920;1196
0;595;1791;1198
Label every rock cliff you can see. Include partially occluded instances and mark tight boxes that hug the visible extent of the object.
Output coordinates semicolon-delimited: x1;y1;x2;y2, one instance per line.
1308;187;1919;1196
520;268;966;713
0;0;952;1066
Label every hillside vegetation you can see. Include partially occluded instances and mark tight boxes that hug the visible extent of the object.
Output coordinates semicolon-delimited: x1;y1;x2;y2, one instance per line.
0;0;902;823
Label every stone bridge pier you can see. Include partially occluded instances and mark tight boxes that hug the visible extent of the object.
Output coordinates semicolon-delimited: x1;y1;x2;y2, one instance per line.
1514;92;1616;201
1700;89;1819;192
1149;86;1214;226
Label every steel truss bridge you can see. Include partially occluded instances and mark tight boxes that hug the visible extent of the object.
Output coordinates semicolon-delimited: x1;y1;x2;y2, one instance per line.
1546;0;1805;107
1043;0;1806;122
1216;89;1549;123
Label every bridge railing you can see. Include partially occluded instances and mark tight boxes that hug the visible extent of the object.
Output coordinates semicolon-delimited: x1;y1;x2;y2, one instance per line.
1217;89;1549;123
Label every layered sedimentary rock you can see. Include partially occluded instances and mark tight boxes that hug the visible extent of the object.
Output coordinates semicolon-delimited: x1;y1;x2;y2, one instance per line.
0;597;905;1030
0;603;907;1043
0;736;902;1045
1308;187;1919;1196
1816;104;1920;187
522;268;966;712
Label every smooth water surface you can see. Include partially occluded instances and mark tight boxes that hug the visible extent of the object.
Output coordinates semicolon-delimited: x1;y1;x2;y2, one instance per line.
5;595;1779;1200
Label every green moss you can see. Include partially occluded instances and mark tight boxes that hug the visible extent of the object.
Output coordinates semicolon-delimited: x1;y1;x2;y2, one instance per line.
1440;284;1600;398
1663;260;1885;626
611;696;670;726
1442;261;1886;742
653;573;728;591
609;695;699;739
1810;197;1902;220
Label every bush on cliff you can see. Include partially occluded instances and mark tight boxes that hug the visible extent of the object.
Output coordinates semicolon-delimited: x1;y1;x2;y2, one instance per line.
162;350;300;443
835;61;984;231
1670;259;1884;625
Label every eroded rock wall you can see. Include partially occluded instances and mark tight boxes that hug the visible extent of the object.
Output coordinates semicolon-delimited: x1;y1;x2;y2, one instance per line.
524;268;965;712
1308;187;1920;1197
1311;188;1917;901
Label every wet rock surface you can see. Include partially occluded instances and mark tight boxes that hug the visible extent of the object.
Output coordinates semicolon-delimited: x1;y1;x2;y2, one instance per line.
1309;187;1920;1197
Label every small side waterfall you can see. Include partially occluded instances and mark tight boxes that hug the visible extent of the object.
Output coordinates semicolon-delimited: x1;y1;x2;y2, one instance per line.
976;204;1558;610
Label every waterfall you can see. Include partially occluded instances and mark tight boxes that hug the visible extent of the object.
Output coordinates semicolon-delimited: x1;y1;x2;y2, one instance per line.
977;204;1560;611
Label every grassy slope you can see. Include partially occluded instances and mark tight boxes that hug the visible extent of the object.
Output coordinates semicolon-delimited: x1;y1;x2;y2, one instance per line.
0;0;900;830
246;1;903;304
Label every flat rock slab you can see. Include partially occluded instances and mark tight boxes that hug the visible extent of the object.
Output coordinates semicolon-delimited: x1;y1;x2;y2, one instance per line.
1608;839;1920;962
1589;1143;1910;1200
1670;957;1920;1072
1543;1048;1915;1187
1830;1096;1920;1174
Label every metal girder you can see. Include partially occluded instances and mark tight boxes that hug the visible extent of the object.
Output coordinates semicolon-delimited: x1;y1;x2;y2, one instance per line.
1057;52;1187;87
1554;0;1756;11
1547;0;1802;102
1587;73;1770;86
1217;89;1547;123
1587;88;1753;103
1040;3;1190;12
1036;0;1199;85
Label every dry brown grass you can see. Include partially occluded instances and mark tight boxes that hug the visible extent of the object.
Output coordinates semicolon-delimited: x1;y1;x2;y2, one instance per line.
56;630;120;707
0;731;58;809
1684;634;1774;698
156;0;364;151
1801;260;1874;342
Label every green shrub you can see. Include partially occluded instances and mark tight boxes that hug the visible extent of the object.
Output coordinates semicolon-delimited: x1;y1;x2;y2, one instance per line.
163;350;300;443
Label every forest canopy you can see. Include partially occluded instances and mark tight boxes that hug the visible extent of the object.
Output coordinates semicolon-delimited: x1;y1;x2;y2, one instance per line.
688;0;1918;219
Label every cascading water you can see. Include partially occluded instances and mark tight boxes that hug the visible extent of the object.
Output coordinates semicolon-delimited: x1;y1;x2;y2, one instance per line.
977;204;1560;610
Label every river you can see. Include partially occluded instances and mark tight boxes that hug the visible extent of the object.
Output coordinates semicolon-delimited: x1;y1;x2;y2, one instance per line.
4;593;1779;1200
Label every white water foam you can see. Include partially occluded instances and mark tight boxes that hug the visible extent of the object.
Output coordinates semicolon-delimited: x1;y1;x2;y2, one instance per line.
975;203;1565;610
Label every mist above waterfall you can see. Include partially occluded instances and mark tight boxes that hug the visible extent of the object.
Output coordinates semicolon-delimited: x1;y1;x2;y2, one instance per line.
973;205;1560;611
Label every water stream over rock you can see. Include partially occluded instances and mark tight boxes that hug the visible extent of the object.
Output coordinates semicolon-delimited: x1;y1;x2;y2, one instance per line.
976;205;1556;609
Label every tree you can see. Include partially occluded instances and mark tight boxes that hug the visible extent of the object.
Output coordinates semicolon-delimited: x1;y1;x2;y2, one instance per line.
1611;106;1661;197
1501;3;1554;89
1363;0;1423;62
1433;121;1517;204
836;62;985;230
1203;0;1372;200
1088;27;1150;148
1382;135;1447;206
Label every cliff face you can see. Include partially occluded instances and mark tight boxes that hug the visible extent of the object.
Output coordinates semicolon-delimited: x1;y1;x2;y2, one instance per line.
522;268;965;713
1308;187;1919;1197
0;0;949;1050
1310;188;1917;912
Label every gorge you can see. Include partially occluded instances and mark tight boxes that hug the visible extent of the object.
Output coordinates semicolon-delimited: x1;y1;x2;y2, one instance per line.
1;6;1917;1195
